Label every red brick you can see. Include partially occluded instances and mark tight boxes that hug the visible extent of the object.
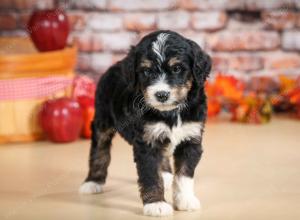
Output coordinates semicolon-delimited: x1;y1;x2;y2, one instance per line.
228;54;263;71
250;69;300;77
212;53;263;71
179;0;243;10
14;0;54;10
77;53;92;71
191;12;227;31
296;13;300;27
109;0;176;11
113;53;127;63
180;0;296;10
227;18;264;30
297;0;300;9
0;13;18;30
91;53;114;74
211;54;229;71
68;11;86;31
139;31;157;39
18;13;30;29
71;32;93;52
179;31;206;48
92;32;138;52
158;11;190;30
142;31;204;50
244;0;295;10
263;52;300;69
87;13;123;31
282;31;300;50
208;31;280;51
262;11;297;30
69;0;108;10
0;0;13;9
124;13;156;31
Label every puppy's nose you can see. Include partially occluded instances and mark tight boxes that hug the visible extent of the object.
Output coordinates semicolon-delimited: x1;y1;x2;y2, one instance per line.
155;91;170;103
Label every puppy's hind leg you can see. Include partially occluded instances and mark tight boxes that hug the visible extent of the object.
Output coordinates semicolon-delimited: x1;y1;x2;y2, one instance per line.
79;120;115;194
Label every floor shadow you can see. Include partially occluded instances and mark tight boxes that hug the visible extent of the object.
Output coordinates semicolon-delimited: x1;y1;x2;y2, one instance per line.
39;190;142;216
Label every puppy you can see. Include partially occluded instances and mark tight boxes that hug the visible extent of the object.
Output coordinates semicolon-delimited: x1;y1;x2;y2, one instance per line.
79;30;211;217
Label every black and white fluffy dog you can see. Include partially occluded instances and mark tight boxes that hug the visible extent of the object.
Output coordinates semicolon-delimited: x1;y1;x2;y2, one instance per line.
79;30;211;217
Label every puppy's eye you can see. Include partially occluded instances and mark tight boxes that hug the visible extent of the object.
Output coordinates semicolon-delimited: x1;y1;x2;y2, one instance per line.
143;69;151;76
171;65;182;74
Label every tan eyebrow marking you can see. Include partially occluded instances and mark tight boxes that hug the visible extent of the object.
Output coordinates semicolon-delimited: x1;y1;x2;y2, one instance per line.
168;57;181;66
140;59;152;68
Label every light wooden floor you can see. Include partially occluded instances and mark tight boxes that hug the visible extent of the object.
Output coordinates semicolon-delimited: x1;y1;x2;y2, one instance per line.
0;117;300;220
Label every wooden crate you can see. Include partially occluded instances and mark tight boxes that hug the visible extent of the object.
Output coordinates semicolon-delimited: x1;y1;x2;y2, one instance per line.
0;37;77;144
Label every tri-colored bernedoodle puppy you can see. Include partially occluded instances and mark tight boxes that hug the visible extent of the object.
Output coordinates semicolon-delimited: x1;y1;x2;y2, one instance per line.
79;30;212;217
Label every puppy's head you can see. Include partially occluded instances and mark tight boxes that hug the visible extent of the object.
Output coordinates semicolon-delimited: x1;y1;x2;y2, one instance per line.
126;31;211;112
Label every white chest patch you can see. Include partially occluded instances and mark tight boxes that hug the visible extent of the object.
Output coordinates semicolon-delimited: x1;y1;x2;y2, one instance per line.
143;116;203;156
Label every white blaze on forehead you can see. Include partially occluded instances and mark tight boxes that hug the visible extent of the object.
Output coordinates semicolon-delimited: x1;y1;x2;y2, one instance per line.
152;33;170;63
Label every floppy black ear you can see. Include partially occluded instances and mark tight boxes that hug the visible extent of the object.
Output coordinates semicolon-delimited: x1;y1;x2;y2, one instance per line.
187;40;212;85
122;46;137;89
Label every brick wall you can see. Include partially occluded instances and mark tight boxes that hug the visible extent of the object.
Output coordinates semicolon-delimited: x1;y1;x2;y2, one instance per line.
1;0;300;80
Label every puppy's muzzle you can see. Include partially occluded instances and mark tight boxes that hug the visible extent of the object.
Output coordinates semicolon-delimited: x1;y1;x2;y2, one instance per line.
155;91;170;103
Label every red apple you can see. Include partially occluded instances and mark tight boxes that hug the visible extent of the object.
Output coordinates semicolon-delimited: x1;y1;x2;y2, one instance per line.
28;9;69;52
39;98;83;143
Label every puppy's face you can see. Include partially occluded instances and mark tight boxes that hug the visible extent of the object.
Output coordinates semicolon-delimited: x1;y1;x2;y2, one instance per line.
138;48;193;111
132;32;210;112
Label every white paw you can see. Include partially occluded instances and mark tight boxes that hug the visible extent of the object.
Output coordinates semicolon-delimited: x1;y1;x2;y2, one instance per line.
143;201;174;217
173;193;201;211
162;172;173;191
79;181;103;194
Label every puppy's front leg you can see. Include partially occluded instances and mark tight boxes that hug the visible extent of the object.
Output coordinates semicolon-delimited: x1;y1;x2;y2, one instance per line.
173;141;203;211
133;143;173;217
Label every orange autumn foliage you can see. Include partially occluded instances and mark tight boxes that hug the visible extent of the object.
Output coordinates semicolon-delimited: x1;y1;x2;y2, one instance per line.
206;74;245;117
206;74;245;101
207;99;221;117
205;74;300;121
279;75;297;94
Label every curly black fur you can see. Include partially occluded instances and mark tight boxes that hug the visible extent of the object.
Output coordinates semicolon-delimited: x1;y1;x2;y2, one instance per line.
82;30;211;205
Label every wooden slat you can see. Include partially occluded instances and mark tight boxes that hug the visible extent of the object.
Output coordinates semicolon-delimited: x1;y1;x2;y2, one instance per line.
0;37;77;79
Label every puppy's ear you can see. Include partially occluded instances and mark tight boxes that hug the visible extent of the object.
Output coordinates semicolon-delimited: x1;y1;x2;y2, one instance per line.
123;46;137;89
187;40;212;85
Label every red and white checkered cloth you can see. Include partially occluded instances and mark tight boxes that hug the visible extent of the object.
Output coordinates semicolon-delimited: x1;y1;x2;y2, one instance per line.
0;76;73;100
